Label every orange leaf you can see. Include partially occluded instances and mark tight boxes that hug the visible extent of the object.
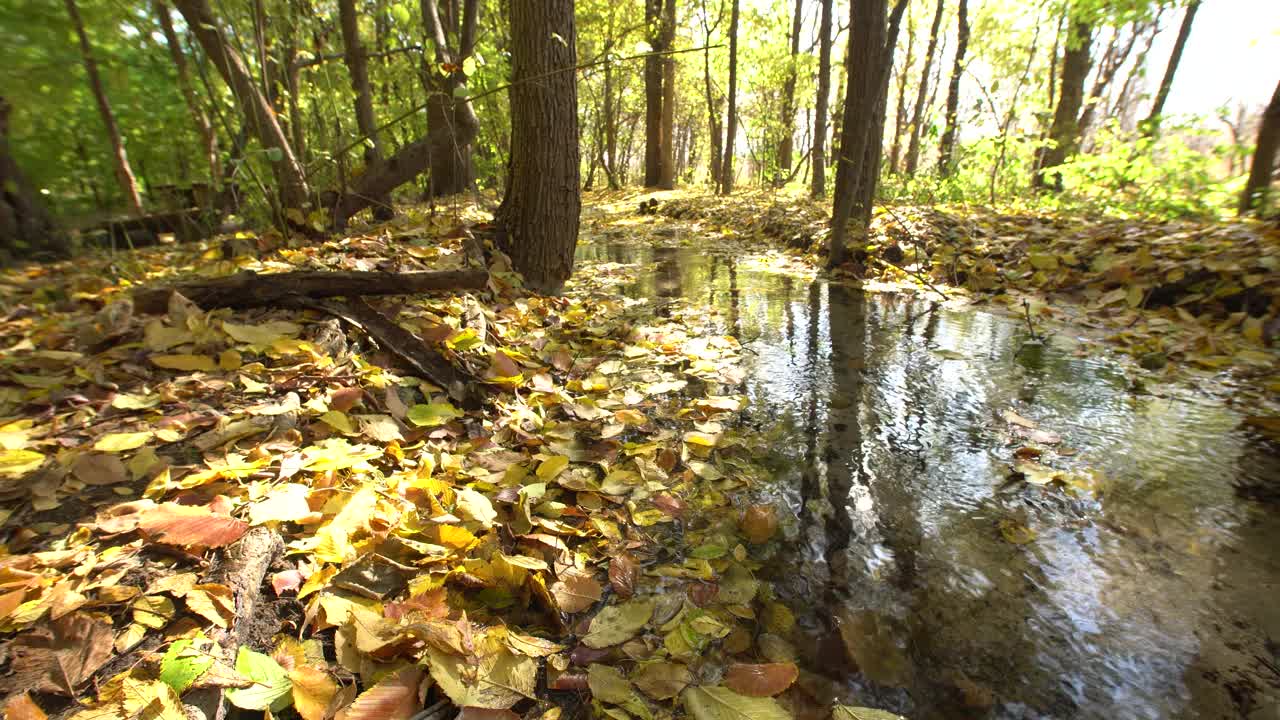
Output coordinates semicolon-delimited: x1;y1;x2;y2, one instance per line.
335;666;422;720
290;666;339;720
2;692;48;720
608;554;638;599
722;663;799;697
138;503;248;547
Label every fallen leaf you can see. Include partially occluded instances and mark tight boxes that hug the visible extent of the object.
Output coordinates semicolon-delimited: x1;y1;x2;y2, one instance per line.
151;354;216;372
682;686;790;720
138;503;248;547
587;663;633;704
92;431;153;453
550;569;603;614
225;647;293;712
608;554;638;599
739;505;778;544
632;661;691;700
71;453;127;486
0;612;114;696
290;666;340;720
832;706;908;720
583;599;655;648
722;663;798;697
1;693;47;720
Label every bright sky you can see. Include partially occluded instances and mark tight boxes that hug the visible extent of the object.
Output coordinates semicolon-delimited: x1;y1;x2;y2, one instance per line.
1155;0;1280;116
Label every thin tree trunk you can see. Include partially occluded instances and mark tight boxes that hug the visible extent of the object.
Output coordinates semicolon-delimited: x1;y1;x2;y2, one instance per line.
66;0;144;216
1078;21;1142;143
495;0;580;294
811;0;834;198
701;0;724;189
937;0;969;178
419;0;481;198
644;0;663;187
173;0;310;210
603;37;621;189
1033;19;1092;192
154;0;219;189
829;0;907;268
658;0;678;189
720;0;740;195
888;8;914;175
1240;78;1280;215
1142;0;1198;136
778;0;803;182
338;0;392;219
905;0;944;175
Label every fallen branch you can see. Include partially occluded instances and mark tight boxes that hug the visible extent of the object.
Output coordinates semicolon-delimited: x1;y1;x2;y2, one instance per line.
133;268;489;314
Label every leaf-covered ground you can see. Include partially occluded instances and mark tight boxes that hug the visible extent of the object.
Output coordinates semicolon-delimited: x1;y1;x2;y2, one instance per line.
0;204;895;720
654;190;1280;410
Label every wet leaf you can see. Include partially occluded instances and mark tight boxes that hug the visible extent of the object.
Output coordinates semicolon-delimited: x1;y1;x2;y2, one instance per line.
583;599;655;648
587;663;634;704
682;686;790;720
608;554;638;599
632;661;691;700
739;505;778;544
722;663;798;697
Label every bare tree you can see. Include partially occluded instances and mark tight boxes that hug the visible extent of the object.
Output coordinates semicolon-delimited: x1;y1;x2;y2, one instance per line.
937;0;969;177
1141;0;1199;136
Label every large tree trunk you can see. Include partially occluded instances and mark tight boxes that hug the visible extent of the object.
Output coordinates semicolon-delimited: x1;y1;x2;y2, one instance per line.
1033;19;1092;192
720;0;740;195
495;0;580;294
811;0;834;198
154;0;219;189
338;0;392;219
936;0;969;178
66;0;144;216
1142;0;1198;136
778;0;803;182
1240;78;1280;216
828;0;907;268
173;0;310;210
0;97;67;260
905;0;944;175
419;0;481;199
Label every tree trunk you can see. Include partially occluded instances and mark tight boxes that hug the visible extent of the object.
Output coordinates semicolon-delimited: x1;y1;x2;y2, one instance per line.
811;0;834;198
700;0;724;190
338;0;392;219
644;0;663;187
1240;78;1280;215
173;0;310;210
0;97;67;260
1078;21;1143;144
603;40;621;189
720;0;741;195
828;0;907;268
888;7;914;175
154;0;219;189
495;0;580;294
657;0;677;189
419;0;481;199
778;0;803;182
937;0;969;178
905;0;944;175
1142;0;1198;136
1033;19;1092;192
66;0;144;216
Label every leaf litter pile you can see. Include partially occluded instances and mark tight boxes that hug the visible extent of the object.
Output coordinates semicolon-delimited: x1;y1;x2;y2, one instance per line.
0;207;895;720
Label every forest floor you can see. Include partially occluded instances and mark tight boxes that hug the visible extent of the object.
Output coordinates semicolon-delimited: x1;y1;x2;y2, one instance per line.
0;192;1276;720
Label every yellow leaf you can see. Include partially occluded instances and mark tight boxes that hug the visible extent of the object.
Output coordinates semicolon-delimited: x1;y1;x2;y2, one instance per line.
219;350;243;371
93;431;153;453
0;449;45;477
536;455;570;481
290;666;338;720
151;354;216;372
319;411;355;434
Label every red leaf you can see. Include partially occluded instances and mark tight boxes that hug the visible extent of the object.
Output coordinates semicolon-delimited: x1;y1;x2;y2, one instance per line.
138;503;248;548
335;666;423;720
549;672;589;691
652;493;685;518
608;554;638;599
722;663;799;697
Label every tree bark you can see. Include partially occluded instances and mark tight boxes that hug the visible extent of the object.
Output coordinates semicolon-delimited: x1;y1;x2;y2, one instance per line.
0;97;67;260
644;0;664;187
1078;21;1143;144
338;0;392;219
1033;19;1092;192
778;0;803;182
888;7;914;175
1240;78;1280;215
720;0;741;195
658;0;678;189
937;0;969;178
173;0;310;210
495;0;580;294
66;0;144;216
419;0;481;198
154;0;219;189
1142;0;1198;136
811;0;834;198
828;0;907;268
905;0;944;175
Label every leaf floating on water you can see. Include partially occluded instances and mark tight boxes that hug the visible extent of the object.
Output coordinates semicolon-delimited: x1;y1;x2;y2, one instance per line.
681;686;791;720
739;505;778;544
722;663;799;697
587;663;634;704
999;518;1037;545
632;661;692;700
1000;409;1038;429
583;599;655;648
832;705;909;720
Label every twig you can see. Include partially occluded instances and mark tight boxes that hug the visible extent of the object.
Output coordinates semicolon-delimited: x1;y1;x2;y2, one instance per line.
1022;299;1042;342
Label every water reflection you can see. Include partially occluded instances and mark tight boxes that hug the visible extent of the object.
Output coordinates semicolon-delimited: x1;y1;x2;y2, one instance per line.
574;239;1280;719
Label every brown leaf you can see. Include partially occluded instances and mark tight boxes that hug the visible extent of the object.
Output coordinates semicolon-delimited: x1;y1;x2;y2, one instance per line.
93;499;157;535
723;663;799;697
608;554;638;599
335;666;422;720
457;710;520;720
740;505;778;544
550;569;603;614
489;351;520;378
384;588;449;621
138;503;248;547
2;692;48;720
184;583;235;628
330;387;365;412
0;612;114;696
71;453;127;486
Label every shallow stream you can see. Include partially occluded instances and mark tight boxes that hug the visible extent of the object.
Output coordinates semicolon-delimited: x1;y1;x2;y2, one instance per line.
577;225;1280;720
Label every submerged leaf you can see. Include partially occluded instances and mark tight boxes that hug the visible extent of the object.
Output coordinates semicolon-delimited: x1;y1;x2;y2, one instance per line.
682;686;791;720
